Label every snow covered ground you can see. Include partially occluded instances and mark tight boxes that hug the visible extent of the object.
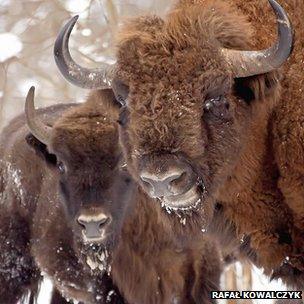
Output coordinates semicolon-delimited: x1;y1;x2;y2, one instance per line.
26;263;287;304
218;263;288;304
36;278;53;304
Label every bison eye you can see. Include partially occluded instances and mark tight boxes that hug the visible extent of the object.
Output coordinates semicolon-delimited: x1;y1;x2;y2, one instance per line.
203;95;230;120
57;161;66;174
204;96;223;110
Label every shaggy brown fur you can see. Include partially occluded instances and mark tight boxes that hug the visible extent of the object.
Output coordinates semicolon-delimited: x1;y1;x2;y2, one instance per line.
0;104;72;303
108;0;304;289
0;90;222;303
33;171;221;303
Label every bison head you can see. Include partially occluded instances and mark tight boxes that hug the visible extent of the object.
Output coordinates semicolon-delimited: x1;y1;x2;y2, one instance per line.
25;87;135;270
53;0;293;224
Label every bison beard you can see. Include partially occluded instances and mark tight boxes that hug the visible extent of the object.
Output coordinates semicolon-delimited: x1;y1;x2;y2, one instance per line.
78;241;112;274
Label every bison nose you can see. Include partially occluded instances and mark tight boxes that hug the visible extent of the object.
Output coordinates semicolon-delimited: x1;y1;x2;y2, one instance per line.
140;169;187;198
77;213;111;240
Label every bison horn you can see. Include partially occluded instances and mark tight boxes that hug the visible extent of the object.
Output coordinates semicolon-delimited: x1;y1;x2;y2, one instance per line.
25;87;52;145
54;15;115;89
221;0;293;78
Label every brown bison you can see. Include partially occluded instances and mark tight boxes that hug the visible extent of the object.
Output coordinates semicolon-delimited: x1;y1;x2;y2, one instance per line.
0;88;222;303
53;0;304;289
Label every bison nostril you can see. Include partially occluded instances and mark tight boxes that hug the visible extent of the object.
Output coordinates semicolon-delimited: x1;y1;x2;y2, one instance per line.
141;176;153;186
169;171;187;187
98;217;110;228
141;179;154;193
170;172;185;182
77;218;86;228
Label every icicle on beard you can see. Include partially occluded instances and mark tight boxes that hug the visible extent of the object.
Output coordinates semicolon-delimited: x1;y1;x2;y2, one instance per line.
76;235;117;276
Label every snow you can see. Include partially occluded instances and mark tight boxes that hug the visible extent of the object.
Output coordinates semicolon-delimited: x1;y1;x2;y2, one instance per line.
251;266;288;304
0;0;9;5
106;290;116;302
81;28;92;37
18;79;40;96
219;262;288;304
36;277;53;304
0;33;22;62
64;0;90;13
29;265;289;304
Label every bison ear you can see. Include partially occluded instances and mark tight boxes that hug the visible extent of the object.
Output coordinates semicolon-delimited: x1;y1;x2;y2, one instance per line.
25;133;57;166
233;70;281;104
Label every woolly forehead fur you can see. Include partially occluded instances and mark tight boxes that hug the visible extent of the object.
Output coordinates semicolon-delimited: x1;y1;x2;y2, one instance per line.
116;0;253;90
50;90;120;165
115;0;254;154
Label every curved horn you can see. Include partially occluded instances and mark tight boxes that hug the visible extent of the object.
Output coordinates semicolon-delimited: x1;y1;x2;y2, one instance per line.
222;0;293;78
54;16;115;89
25;87;52;145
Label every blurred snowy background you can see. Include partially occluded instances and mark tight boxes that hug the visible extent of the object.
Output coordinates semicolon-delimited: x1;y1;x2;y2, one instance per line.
0;0;289;303
0;0;171;129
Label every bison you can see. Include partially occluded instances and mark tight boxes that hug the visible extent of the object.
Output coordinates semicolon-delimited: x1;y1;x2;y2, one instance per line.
53;0;304;289
0;88;222;303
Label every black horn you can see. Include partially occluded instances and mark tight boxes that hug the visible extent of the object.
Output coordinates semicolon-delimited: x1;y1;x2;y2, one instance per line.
222;0;293;78
54;16;115;89
25;87;52;145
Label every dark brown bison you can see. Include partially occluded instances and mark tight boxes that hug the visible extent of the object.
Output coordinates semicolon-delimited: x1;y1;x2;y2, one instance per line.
53;0;304;289
0;101;73;303
0;88;222;303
